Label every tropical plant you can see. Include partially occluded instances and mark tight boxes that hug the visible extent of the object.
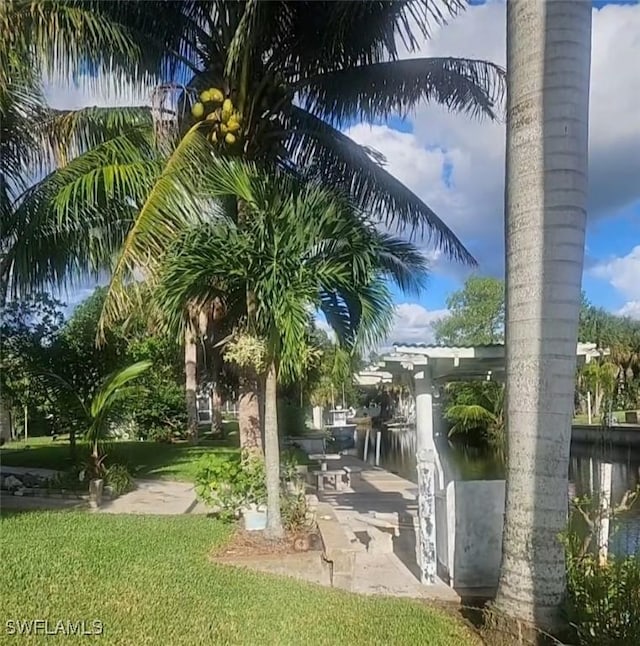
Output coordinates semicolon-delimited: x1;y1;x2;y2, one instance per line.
42;361;151;478
195;451;267;522
579;361;618;419
562;513;640;646
495;0;593;633
151;160;429;537
5;2;505;454
445;381;504;445
104;463;136;496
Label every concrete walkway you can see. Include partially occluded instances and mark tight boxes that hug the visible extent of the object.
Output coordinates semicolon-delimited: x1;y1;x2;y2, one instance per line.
316;455;458;601
98;479;208;515
1;478;208;515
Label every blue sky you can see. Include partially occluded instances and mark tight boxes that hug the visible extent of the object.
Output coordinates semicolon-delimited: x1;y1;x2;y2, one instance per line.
340;0;640;342
47;0;640;342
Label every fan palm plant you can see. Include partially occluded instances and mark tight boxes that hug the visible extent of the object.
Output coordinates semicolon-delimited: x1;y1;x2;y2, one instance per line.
151;159;429;536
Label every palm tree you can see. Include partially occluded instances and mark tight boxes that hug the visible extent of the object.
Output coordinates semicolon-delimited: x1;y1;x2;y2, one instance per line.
495;0;592;632
445;382;504;445
0;0;156;440
580;361;618;420
152;159;429;536
44;361;151;477
6;1;504;449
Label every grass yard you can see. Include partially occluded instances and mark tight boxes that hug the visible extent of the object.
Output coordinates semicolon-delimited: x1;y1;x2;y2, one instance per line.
573;411;628;425
0;437;238;482
0;512;480;646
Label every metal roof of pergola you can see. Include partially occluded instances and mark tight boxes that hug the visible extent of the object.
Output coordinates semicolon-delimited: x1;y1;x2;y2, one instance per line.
357;342;606;384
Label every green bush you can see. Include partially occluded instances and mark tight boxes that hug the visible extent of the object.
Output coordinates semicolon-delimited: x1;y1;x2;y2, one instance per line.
195;452;266;521
147;426;177;443
47;467;86;492
278;398;307;437
129;378;187;440
564;532;640;645
104;464;136;497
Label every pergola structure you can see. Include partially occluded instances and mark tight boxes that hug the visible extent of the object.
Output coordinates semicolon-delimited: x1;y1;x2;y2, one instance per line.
364;342;605;585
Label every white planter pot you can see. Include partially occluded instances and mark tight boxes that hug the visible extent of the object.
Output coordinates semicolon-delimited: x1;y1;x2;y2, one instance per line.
242;504;267;531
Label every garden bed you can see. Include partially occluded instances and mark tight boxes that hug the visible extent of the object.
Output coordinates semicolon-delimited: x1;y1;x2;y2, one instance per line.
211;526;322;559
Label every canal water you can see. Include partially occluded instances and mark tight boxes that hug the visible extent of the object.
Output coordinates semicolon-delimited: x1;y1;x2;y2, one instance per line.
350;425;640;557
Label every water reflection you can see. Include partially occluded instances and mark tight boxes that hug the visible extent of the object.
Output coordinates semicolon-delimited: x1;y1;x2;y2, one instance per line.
357;425;640;556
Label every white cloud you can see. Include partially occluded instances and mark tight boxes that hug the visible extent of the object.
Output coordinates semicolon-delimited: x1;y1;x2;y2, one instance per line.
618;301;640;320
591;245;640;301
346;1;640;275
386;303;449;346
44;73;153;110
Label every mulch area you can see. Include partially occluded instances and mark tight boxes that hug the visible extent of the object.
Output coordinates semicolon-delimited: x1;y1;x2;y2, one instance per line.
211;526;323;559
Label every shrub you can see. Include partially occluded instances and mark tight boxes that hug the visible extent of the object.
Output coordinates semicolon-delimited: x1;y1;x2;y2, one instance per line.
147;426;177;443
129;378;187;440
47;467;86;492
107;416;139;441
195;452;266;521
278;398;307;437
563;527;640;645
104;464;136;497
281;490;311;532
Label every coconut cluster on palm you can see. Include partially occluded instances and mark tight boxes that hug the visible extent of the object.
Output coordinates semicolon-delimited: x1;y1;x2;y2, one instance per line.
191;87;242;147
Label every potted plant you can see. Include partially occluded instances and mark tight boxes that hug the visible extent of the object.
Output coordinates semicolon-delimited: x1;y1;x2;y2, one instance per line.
237;454;268;531
195;451;267;530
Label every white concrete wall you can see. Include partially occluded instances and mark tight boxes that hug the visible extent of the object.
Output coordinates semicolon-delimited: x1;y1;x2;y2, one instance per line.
437;480;506;590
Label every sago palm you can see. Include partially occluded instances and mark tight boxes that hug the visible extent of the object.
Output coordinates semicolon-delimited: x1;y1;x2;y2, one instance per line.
151;159;430;536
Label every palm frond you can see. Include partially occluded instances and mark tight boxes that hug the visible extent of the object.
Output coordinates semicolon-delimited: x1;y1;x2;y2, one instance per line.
298;57;506;125
5;125;162;296
90;360;151;420
5;0;143;92
283;106;475;264
446;403;497;437
37;106;153;169
100;125;216;333
270;1;465;76
373;233;430;295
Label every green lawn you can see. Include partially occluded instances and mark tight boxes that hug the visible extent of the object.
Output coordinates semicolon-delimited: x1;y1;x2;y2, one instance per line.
0;437;238;482
573;410;628;425
0;512;479;645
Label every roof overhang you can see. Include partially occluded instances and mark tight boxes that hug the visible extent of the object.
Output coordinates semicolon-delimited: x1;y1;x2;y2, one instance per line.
374;342;608;383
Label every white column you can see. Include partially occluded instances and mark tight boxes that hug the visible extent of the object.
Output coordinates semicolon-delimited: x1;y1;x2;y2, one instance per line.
415;370;434;454
597;461;613;565
312;406;324;430
414;369;437;584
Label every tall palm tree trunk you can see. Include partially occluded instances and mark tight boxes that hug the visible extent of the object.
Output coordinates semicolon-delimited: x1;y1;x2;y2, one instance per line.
238;375;263;453
264;359;283;538
236;198;263;453
495;0;592;632
185;322;198;443
0;394;12;444
210;350;224;434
